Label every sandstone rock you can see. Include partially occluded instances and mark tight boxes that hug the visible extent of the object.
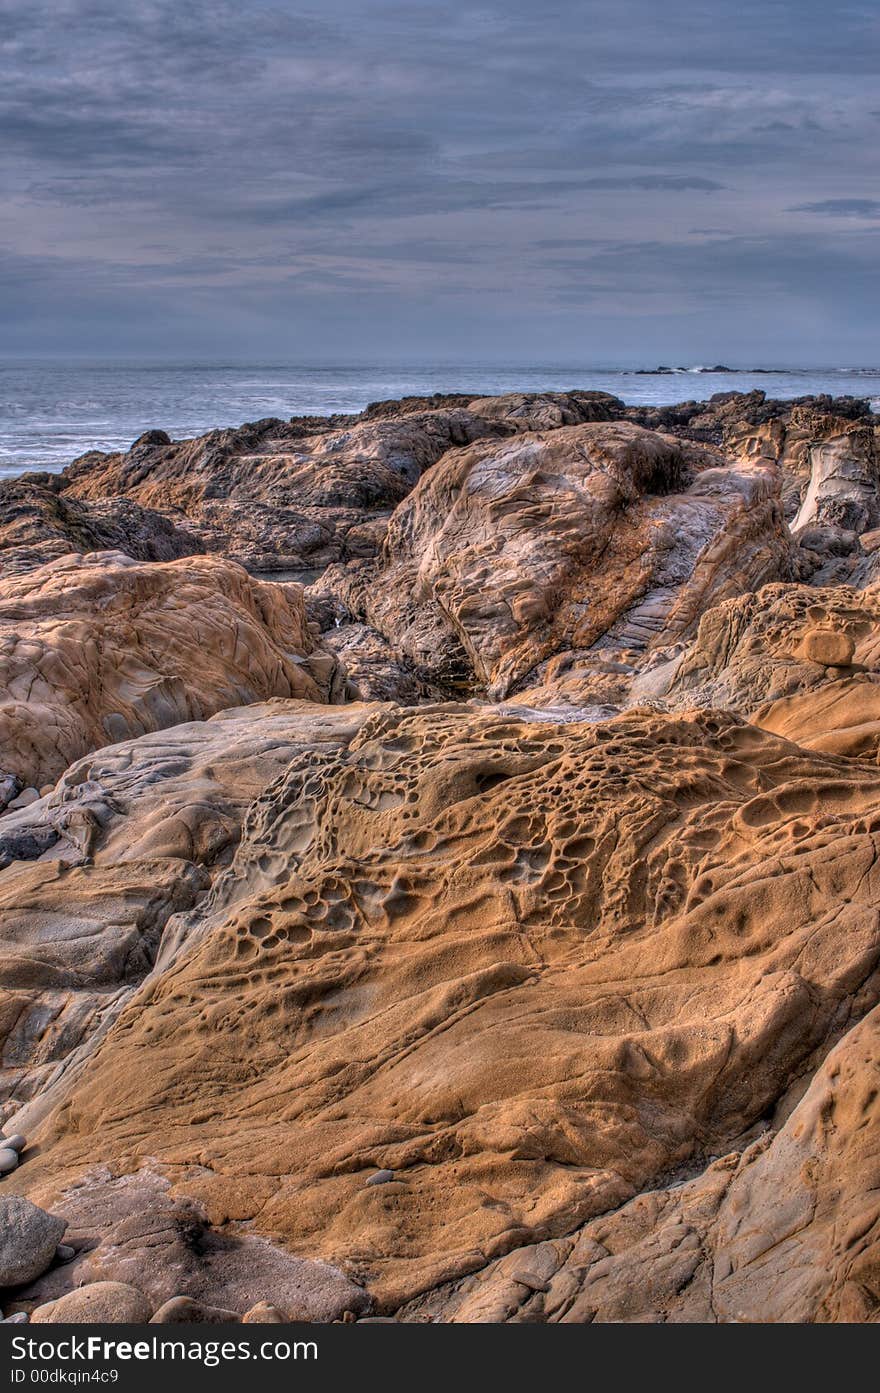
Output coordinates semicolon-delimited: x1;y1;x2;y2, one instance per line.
9;1179;369;1323
32;1281;152;1323
324;422;789;697
754;677;880;759
14;703;880;1310
791;422;879;535
150;1295;238;1323
317;622;441;703
466;390;623;431
242;1301;285;1323
0;551;344;788
7;387;880;1326
798;627;856;667
0;702;373;1108
0;476;197;579
397;1002;880;1323
666;581;879;722
62;409;508;574
0;1197;65;1288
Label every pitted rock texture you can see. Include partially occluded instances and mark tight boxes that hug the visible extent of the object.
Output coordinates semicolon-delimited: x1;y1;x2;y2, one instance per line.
0;551;344;788
0;702;372;1112
8;703;880;1311
4;388;880;1326
662;581;880;757
324;421;790;696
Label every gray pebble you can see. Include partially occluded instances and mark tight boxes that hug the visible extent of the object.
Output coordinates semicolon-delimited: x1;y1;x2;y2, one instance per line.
0;1197;67;1287
55;1244;76;1262
0;1135;25;1154
0;1149;19;1174
365;1169;395;1187
3;1312;29;1324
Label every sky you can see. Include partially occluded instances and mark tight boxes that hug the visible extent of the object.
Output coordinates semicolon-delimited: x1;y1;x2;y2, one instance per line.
1;0;879;364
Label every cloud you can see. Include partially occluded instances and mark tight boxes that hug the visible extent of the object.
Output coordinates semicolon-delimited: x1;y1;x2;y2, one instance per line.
0;0;879;360
790;198;880;218
579;177;726;191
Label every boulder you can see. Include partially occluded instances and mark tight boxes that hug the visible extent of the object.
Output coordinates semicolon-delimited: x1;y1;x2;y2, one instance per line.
31;1281;152;1324
0;551;344;788
242;1302;285;1323
798;627;856;667
0;1198;66;1288
150;1296;238;1323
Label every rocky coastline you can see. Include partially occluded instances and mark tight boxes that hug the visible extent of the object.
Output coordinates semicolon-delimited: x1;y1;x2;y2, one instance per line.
1;384;879;1324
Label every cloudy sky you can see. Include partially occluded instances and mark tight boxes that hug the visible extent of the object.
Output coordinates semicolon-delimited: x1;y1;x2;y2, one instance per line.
1;0;878;363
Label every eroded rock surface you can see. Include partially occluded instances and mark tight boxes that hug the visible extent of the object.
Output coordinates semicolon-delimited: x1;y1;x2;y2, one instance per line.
3;387;880;1325
62;410;508;574
0;476;198;580
6;703;880;1314
0;701;371;1112
397;1002;880;1323
323;421;790;696
663;580;880;757
0;551;343;788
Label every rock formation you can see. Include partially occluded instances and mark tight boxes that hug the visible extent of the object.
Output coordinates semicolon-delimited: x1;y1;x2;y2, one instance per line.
320;421;790;697
0;475;197;579
5;702;880;1317
0;701;369;1112
0;551;344;789
1;388;879;1325
61;411;505;575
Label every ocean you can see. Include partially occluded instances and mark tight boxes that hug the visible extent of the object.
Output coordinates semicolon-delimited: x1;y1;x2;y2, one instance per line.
2;361;879;481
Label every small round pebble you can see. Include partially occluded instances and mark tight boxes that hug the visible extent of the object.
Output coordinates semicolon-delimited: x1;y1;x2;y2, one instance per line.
0;1135;26;1154
365;1169;395;1187
55;1244;76;1262
150;1295;238;1324
0;1148;19;1174
3;1312;29;1324
242;1302;285;1324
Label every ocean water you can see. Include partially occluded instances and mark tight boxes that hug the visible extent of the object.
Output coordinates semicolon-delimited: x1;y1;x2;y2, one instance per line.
1;361;879;481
